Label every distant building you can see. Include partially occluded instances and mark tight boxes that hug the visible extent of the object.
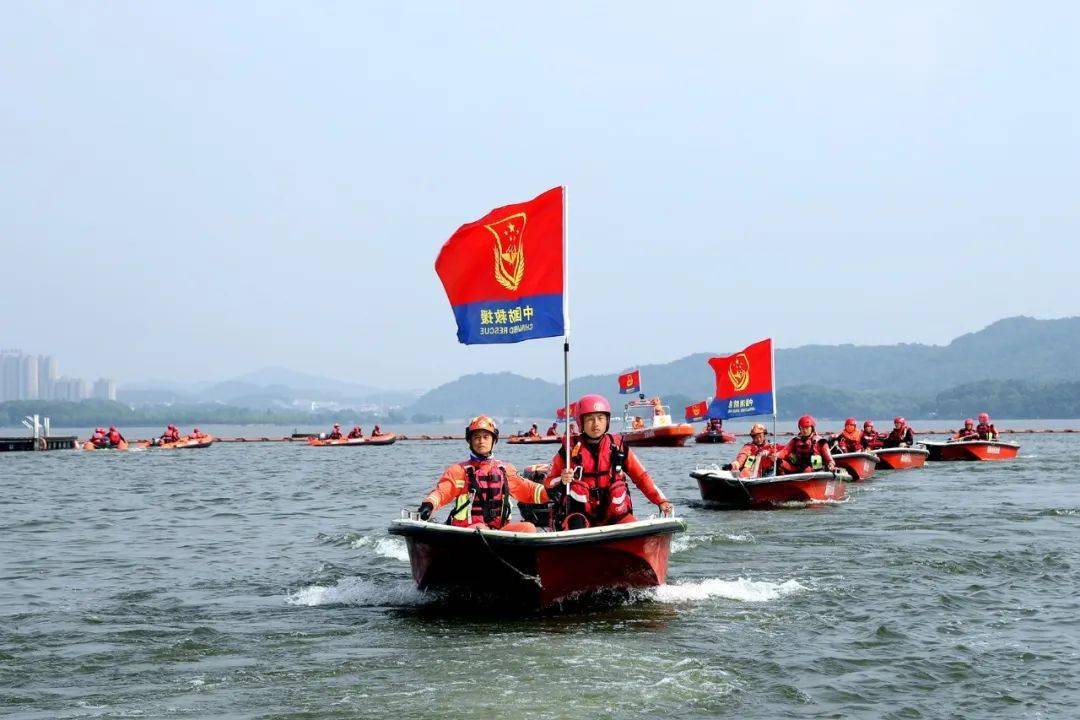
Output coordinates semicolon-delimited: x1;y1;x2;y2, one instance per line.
93;378;117;401
38;355;57;399
55;377;88;401
18;354;39;400
0;350;20;401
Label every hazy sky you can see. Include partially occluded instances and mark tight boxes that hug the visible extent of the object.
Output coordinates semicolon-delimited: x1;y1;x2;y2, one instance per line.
2;2;1077;390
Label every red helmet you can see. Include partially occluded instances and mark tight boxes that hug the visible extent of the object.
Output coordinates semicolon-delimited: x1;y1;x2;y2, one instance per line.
863;420;874;428
964;418;974;427
797;415;816;430
574;394;612;425
333;423;341;428
109;426;116;431
894;417;905;425
466;415;499;442
978;412;990;423
845;417;856;427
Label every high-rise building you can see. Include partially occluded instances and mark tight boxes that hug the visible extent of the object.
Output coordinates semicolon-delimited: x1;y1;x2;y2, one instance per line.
55;377;88;401
93;378;117;401
38;355;57;399
19;355;39;399
0;350;20;401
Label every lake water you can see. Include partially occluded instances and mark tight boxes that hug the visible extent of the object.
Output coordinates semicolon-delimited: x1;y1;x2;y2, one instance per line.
2;431;1078;718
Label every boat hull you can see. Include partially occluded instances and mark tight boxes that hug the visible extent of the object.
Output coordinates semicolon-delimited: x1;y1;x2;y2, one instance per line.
832;452;878;481
694;431;737;444
387;518;684;608
691;469;847;509
621;425;694;447
139;436;216;450
506;435;563;445
307;434;397;447
873;447;929;470
82;440;129;451
934;440;1020;462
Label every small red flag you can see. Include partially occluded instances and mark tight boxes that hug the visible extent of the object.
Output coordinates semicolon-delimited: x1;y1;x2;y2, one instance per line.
618;369;641;395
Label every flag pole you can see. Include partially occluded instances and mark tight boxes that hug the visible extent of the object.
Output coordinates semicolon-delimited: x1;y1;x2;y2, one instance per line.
562;186;571;476
771;338;778;475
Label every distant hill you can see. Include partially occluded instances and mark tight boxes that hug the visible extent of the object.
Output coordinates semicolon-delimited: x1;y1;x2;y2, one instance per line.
121;366;420;410
409;316;1080;419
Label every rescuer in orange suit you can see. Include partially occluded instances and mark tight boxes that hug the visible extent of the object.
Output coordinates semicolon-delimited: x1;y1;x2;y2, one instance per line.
347;425;363;439
546;423;559;436
953;418;979;441
775;415;836;474
861;420;883;450
631;416;645;430
544;394;673;530
416;416;548;532
730;423;776;478
976;412;999;440
833;418;863;454
327;424;344;440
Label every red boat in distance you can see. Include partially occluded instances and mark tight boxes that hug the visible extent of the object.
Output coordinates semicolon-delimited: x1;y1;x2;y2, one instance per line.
620;398;694;447
921;440;1020;462
831;452;878;481
691;468;848;509
873;447;929;470
506;435;563;445
694;429;737;444
387;516;685;609
307;434;397;447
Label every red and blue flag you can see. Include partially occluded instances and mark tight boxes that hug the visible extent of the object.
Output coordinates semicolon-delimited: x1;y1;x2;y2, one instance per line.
435;187;564;345
556;402;577;422
618;369;640;395
685;400;709;422
707;338;775;420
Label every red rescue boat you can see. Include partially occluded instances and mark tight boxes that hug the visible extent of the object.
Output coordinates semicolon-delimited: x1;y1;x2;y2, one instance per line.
694;430;737;444
506;435;563;445
387;516;685;609
831;452;878;481
923;440;1020;462
622;424;695;447
873;447;929;470
620;398;694;447
690;468;847;509
137;436;216;450
307;434;398;447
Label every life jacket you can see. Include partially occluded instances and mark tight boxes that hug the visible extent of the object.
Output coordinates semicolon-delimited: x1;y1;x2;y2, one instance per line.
782;435;825;472
348;428;363;439
328;430;343;439
835;429;863;454
976;423;997;440
884;427;913;447
448;461;511;529
737;441;773;476
566;434;632;523
862;430;882;450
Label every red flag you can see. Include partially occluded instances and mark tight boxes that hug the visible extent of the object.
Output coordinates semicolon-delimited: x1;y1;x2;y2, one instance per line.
435;187;564;345
556;402;578;421
618;369;640;395
708;338;775;419
685;400;709;422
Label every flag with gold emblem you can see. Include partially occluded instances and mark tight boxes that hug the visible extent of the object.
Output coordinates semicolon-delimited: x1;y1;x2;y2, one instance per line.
435;187;564;344
618;369;641;395
707;338;775;419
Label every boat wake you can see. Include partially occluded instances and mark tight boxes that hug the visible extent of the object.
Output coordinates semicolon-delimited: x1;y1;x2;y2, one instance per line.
286;576;426;607
350;535;409;562
671;532;755;554
645;577;806;604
